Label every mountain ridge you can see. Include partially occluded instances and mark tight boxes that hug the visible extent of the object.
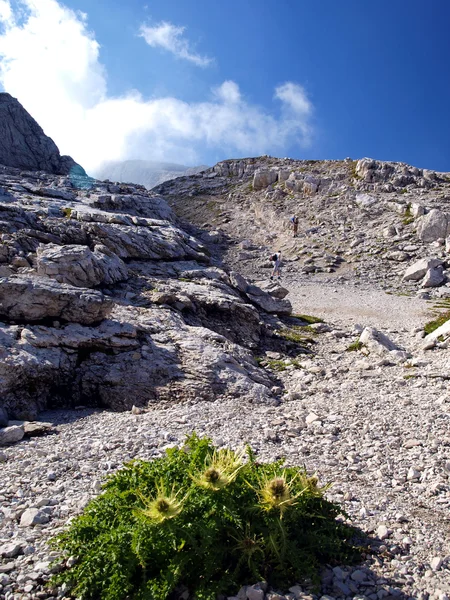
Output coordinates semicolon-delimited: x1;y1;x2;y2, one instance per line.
93;158;208;189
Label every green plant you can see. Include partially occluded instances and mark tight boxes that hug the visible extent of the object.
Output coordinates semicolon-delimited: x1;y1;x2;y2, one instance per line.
51;435;360;600
266;359;288;372
291;314;324;324
346;340;363;352
424;311;450;335
424;299;450;335
277;328;315;344
62;207;73;218
402;203;414;225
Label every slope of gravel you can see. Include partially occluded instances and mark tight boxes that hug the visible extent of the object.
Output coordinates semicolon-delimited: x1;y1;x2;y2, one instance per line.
1;279;450;600
265;278;432;331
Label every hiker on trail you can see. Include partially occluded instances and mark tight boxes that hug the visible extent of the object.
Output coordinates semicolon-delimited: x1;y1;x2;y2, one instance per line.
290;215;299;237
270;251;282;280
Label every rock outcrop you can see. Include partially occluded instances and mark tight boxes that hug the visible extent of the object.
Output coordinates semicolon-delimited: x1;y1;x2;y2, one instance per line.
0;161;292;419
0;93;82;175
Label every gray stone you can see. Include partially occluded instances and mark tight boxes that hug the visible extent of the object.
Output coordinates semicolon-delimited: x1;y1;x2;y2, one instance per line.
252;169;278;190
20;508;50;527
0;542;23;558
403;257;443;281
37;243;128;288
416;209;449;243
359;327;403;356
421;265;445;288
0;424;24;445
0;276;112;324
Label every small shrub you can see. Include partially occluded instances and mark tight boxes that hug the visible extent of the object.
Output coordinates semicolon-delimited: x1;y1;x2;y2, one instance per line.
346;340;363;352
402;203;414;225
62;207;73;218
51;435;360;600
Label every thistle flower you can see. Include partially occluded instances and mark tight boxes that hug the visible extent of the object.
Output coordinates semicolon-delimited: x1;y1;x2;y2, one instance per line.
191;448;244;491
134;480;186;524
256;471;305;515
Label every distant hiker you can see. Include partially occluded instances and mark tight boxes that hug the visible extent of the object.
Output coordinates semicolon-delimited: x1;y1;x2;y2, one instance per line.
290;215;299;237
270;251;282;280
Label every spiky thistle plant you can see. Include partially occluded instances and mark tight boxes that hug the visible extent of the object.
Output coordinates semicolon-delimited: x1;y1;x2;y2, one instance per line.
50;434;362;600
133;480;186;524
191;447;245;491
250;470;305;515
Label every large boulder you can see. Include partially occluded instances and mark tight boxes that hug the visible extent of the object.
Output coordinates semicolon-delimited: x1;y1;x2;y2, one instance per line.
403;257;443;282
421;265;445;288
245;284;292;315
37;243;128;288
359;327;408;359
0;276;112;324
0;93;82;175
416;209;449;243
252;169;278;190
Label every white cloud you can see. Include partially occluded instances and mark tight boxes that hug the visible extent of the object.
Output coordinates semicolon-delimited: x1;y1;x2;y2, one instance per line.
139;20;212;67
0;0;315;174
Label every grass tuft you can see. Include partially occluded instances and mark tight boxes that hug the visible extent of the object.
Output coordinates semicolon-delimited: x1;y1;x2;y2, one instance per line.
346;340;363;352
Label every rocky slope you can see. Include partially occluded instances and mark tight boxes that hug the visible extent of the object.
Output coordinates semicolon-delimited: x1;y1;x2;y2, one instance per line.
94;159;208;189
0;161;299;422
0;94;82;176
1;151;450;600
154;155;450;295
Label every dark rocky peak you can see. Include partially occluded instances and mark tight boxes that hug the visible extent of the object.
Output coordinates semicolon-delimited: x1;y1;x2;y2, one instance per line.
0;92;84;175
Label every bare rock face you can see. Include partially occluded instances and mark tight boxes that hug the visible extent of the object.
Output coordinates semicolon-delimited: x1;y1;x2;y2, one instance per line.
0;276;112;324
0;93;82;175
36;243;128;288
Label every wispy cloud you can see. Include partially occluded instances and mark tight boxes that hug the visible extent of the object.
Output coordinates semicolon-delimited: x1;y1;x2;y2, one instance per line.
139;20;212;67
0;0;315;174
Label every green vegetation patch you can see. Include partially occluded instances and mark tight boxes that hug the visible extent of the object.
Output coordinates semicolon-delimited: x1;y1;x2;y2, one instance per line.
51;435;360;600
277;328;315;344
346;340;363;352
402;203;414;225
424;311;450;335
424;299;450;335
291;314;325;325
62;207;73;218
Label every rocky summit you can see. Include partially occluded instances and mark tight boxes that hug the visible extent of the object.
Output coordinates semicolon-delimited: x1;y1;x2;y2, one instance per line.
0;94;82;175
1;114;450;598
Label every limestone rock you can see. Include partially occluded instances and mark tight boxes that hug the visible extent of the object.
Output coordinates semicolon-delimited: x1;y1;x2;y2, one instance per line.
19;508;49;527
37;243;128;287
0;424;24;445
416;209;449;242
0;93;81;175
359;327;404;356
252;169;278;190
403;258;443;282
245;284;292;315
0;276;112;324
421;265;445;288
257;281;289;299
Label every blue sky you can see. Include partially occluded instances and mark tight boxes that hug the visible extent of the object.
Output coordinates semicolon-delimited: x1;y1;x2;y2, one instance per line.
0;0;449;173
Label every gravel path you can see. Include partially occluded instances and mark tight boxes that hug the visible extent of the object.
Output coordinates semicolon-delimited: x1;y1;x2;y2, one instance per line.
283;280;432;331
